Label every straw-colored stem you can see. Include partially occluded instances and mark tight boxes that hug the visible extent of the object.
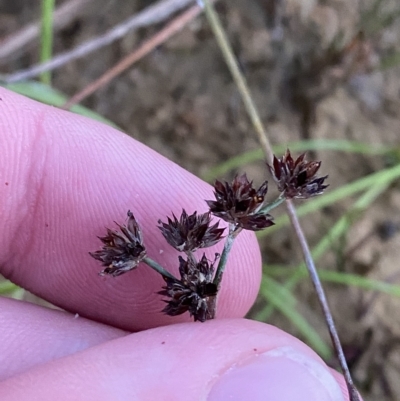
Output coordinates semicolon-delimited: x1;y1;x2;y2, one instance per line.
202;0;273;163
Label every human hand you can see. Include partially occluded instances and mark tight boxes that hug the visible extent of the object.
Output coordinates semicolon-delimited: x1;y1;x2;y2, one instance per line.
0;88;351;400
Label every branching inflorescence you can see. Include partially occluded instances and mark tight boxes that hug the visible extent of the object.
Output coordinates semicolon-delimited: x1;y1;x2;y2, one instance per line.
90;150;328;322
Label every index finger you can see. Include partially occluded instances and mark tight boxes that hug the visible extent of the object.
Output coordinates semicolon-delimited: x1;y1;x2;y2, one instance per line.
0;88;261;331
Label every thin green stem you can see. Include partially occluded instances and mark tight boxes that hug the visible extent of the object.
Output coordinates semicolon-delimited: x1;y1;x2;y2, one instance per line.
213;224;239;287
143;257;177;281
40;0;55;84
259;195;285;214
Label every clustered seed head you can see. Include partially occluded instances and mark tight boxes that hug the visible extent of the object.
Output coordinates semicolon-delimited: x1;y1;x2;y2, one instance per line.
206;173;274;231
267;149;328;199
90;151;328;322
158;209;224;252
89;211;146;277
159;254;218;322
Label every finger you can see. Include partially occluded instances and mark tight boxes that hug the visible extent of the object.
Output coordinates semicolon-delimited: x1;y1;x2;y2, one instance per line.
0;88;261;331
0;319;354;401
0;297;126;381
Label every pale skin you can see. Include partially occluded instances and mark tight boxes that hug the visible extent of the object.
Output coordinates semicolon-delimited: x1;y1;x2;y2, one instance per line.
0;88;356;400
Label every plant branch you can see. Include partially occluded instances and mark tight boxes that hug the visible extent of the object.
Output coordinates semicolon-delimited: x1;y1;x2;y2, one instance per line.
62;3;205;109
213;224;239;287
202;1;360;400
1;0;197;84
259;195;285;214
143;257;177;281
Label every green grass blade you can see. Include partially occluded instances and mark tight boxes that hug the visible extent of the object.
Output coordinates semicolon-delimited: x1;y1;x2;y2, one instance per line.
316;271;400;297
4;81;119;128
288;180;389;275
266;267;400;298
310;181;390;260
262;181;392;317
255;276;332;359
254;275;296;322
0;280;20;295
202;139;396;181
40;0;55;84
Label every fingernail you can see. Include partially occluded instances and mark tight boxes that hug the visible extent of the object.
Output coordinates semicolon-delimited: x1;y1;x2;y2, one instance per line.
207;346;345;401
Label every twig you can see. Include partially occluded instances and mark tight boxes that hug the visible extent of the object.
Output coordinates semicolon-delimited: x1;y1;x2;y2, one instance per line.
0;0;93;63
202;1;360;400
62;3;204;109
1;0;196;83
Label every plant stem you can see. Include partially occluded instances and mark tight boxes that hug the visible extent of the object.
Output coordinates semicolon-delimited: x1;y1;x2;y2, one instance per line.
202;0;274;162
259;195;285;214
203;2;360;400
143;257;177;281
286;200;360;401
213;224;239;287
40;0;55;84
186;250;197;265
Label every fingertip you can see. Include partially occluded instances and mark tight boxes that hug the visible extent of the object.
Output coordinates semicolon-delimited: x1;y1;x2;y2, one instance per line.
0;319;347;401
208;346;345;401
0;89;261;330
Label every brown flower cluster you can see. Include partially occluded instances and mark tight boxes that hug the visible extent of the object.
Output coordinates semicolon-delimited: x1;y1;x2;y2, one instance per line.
90;211;146;277
159;254;218;322
268;150;328;199
206;174;274;231
91;209;222;321
90;150;328;322
158;210;224;252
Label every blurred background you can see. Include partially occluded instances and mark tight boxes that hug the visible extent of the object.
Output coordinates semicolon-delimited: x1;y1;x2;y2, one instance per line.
1;1;400;399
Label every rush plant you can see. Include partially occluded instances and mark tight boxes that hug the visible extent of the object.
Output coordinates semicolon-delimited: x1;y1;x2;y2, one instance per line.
90;150;328;322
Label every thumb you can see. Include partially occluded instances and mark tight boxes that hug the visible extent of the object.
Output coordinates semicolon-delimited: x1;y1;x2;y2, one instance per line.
0;319;351;401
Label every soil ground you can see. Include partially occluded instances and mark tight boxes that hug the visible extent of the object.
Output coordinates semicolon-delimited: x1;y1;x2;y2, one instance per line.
1;1;400;399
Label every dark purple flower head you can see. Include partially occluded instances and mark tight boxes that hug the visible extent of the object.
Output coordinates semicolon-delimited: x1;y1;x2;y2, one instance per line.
268;149;328;199
158;210;224;252
206;174;274;231
159;254;218;322
90;211;146;277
